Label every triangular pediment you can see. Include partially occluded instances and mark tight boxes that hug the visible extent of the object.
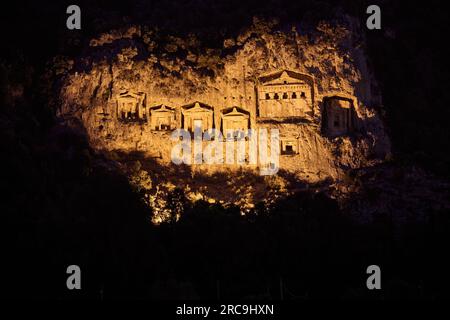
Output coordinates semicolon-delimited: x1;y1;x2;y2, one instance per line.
182;102;213;114
259;70;313;86
117;91;145;101
268;71;298;85
150;104;175;113
119;94;137;100
221;107;249;118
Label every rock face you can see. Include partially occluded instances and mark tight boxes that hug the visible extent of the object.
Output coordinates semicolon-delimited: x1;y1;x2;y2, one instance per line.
57;17;391;219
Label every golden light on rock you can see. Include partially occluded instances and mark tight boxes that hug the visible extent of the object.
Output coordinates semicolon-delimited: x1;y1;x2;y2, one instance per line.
58;19;391;223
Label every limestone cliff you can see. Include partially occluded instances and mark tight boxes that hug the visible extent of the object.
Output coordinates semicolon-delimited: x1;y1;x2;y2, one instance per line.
57;17;391;221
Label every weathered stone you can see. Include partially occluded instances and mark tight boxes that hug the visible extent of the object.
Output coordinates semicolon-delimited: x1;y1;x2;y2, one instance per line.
57;18;391;217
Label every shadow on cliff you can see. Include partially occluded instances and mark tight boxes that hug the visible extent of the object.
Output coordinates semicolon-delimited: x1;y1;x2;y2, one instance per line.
1;115;156;299
108;148;335;212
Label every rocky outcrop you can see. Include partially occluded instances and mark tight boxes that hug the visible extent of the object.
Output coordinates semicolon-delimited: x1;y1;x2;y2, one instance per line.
57;17;391;220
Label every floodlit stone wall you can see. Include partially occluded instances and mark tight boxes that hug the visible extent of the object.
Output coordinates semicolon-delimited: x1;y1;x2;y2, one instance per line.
58;18;391;182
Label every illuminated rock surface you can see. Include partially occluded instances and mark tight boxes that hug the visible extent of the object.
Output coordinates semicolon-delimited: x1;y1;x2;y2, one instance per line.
58;18;391;220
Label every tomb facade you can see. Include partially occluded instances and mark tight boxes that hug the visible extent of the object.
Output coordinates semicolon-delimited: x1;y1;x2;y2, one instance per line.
257;70;314;119
116;91;146;121
149;105;176;131
221;107;250;139
321;96;355;137
280;138;299;155
181;102;214;132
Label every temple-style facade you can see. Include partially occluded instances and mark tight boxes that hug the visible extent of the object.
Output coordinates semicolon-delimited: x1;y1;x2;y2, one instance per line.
181;102;215;132
149;105;176;131
221;107;250;138
257;70;314;118
321;96;355;137
116;91;146;121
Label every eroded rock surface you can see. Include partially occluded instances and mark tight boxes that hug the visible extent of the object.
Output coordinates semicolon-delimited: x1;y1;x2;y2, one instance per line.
57;17;391;221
